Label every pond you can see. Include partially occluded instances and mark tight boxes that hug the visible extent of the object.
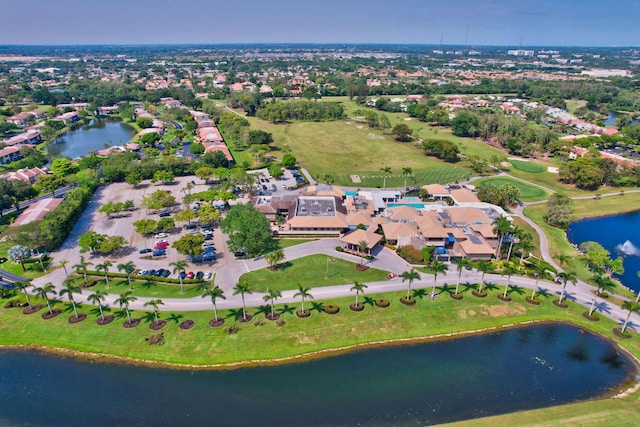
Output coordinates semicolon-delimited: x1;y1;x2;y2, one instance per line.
47;117;136;159
604;111;639;127
567;210;640;292
0;323;634;426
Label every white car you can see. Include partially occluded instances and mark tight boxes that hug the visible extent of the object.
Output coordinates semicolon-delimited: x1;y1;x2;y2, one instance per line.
188;229;199;235
202;241;215;247
204;271;213;281
155;233;168;239
201;229;213;236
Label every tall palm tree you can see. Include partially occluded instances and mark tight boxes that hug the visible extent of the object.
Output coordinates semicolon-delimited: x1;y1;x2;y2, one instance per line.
144;299;164;323
501;265;519;299
14;280;33;308
452;257;471;296
169;260;188;293
117;261;136;291
350;281;368;306
621;300;640;333
34;282;56;314
264;249;285;271
517;238;536;269
263;288;282;318
358;240;369;264
430;260;448;299
492;216;512;260
530;264;548;301
59;259;70;278
402;167;413;192
59;280;81;318
556;271;578;305
115;291;137;323
95;260;113;288
294;284;313;313
588;274;615;317
202;286;225;323
554;254;571;268
401;268;421;299
88;290;108;321
73;256;93;286
380;166;392;189
505;225;523;262
233;282;253;321
475;260;491;295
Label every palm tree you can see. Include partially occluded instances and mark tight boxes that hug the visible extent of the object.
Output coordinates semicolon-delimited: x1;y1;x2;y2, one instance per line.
556;271;578;305
357;240;369;264
14;280;33;308
554;254;571;268
505;225;523;262
263;288;282;318
501;265;519;299
588;274;615;317
530;264;548;301
492;216;512;260
88;290;108;321
380;166;392;189
59;280;81;318
73;256;93;286
117;261;136;291
233;282;253;321
452;258;471;297
202;286;225;323
621;301;640;333
264;249;285;271
34;282;56;314
402;167;413;192
169;260;188;293
144;299;164;323
59;259;70;278
401;268;421;299
475;260;491;295
294;284;313;313
95;260;113;288
517;238;536;269
350;281;368;306
430;260;448;299
115;291;137;323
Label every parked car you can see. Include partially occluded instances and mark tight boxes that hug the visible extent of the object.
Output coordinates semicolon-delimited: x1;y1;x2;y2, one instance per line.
203;253;215;262
154;269;165;276
147;269;156;276
204;234;213;240
203;247;215;255
155;233;168;239
188;229;199;235
155;241;170;248
153;250;166;257
179;271;187;280
185;224;197;230
186;271;195;280
138;269;150;276
159;210;171;217
261;184;267;191
192;255;203;263
195;271;204;280
234;251;246;258
271;184;277;191
202;241;215;248
161;269;171;277
139;248;152;254
204;271;213;281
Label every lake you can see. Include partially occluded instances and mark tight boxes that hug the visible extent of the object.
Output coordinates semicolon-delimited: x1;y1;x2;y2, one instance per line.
604;111;639;127
0;323;634;426
47;117;136;159
567;210;640;292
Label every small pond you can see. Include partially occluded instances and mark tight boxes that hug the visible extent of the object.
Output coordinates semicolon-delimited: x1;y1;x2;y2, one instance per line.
47;117;136;159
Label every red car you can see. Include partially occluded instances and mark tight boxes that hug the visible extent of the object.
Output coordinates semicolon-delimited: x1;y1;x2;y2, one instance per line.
186;271;195;280
155;241;170;248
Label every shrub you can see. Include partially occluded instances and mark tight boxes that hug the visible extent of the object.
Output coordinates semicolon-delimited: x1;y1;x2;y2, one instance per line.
397;246;424;264
335;246;344;252
375;299;390;308
145;332;165;346
365;255;374;261
224;325;240;335
254;320;265;327
323;304;340;314
276;319;286;327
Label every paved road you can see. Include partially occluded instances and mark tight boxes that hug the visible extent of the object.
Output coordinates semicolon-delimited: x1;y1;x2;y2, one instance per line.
1;184;75;216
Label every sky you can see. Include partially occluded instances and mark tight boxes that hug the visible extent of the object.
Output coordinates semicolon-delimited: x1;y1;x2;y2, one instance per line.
1;0;638;46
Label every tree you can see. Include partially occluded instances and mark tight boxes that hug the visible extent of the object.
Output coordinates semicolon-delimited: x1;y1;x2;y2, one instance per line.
14;280;33;309
452;258;471;297
268;163;284;179
125;172;142;188
350;281;368;307
530;264;548;301
78;231;106;254
169;260;189;293
281;154;297;169
59;259;70;278
264;249;285;271
141;190;175;211
505;226;523;262
151;170;175;184
380;167;392;189
51;157;78;177
140;132;161;147
174;209;197;226
173;234;205;257
202;286;225;324
136;116;153;128
401;268;421;299
501;265;519;299
195;167;215;183
197;204;221;226
34;282;56;315
392;123;412;142
588;274;615;317
7;245;31;271
73;256;93;286
88;290;108;321
221;203;274;257
492;216;512;259
430;260;448;299
95;260;113;288
294;284;313;314
59;280;81;319
247;130;273;145
556;271;577;305
115;291;137;324
402;167;413;192
546;194;574;229
621;301;640;333
117;261;136;290
189;143;205;156
144;299;164;323
36;174;65;197
475;260;491;295
263;288;282;319
233;282;253;321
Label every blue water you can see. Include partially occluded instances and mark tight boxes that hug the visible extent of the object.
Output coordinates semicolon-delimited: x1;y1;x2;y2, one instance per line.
0;323;634;426
48;117;136;159
388;202;426;209
567;210;640;292
605;111;640;127
345;191;358;196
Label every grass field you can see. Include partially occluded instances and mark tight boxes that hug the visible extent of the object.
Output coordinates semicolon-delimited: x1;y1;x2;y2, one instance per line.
238;254;390;293
475;176;548;201
510;159;546;173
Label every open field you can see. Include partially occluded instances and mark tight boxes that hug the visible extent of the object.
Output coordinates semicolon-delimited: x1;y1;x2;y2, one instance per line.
238;254;390;293
510;159;546;173
475;176;548;201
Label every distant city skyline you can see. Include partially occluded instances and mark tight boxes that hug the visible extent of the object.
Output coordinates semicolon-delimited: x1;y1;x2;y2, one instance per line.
1;0;638;47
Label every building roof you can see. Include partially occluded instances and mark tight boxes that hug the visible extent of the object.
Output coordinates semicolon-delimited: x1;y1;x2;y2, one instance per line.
458;238;495;256
339;228;382;249
447;207;490;224
389;205;421;222
345;212;374;228
449;188;480;203
423;183;449;196
11;197;63;227
203;143;233;161
380;222;419;241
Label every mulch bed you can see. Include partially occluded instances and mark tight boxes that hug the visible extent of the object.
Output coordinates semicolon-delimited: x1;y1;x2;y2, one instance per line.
525;296;541;305
375;299;390;308
582;312;600;322
399;297;416;306
265;312;281;321
552;299;568;308
96;315;115;326
123;318;141;328
613;327;632;339
350;303;365;312
42;309;62;320
472;290;488;298
4;300;24;309
149;320;167;330
449;293;464;300
209;319;225;328
180;320;195;330
68;313;87;324
497;294;512;302
356;264;369;271
238;314;253;323
23;304;43;315
296;309;311;318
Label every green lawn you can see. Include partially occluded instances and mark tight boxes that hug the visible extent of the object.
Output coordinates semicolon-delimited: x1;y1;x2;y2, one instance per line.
238;254;390;293
71;275;207;299
475;176;548;201
509;159;546;173
276;239;314;249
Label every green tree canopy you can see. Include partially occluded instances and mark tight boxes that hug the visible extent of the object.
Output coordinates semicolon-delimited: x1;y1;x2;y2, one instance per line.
221;203;274;257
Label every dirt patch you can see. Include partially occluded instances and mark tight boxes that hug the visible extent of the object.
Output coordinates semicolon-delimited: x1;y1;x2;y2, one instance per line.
295;331;316;345
485;303;526;317
458;309;468;319
468;310;476;316
350;175;361;183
